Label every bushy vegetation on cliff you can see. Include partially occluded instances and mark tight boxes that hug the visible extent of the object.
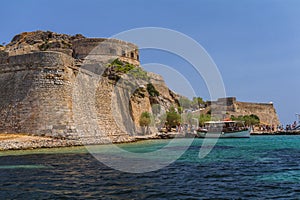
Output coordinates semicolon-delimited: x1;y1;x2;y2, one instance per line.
105;59;148;81
179;96;206;109
139;111;152;134
139;112;152;126
199;114;212;126
166;106;181;128
146;83;159;97
230;114;260;126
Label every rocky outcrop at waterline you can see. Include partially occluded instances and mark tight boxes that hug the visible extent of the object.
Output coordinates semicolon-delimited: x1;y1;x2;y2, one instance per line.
0;132;184;151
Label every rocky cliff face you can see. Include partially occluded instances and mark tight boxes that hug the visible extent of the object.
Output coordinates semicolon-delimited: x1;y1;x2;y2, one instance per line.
0;31;179;143
4;31;84;57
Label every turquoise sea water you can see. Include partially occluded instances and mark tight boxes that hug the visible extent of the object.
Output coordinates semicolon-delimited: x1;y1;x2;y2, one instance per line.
1;136;300;199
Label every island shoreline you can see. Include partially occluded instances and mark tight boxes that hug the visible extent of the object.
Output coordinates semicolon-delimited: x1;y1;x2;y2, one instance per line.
1;131;300;152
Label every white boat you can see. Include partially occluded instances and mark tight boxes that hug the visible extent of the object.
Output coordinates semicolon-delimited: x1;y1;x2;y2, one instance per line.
197;121;250;138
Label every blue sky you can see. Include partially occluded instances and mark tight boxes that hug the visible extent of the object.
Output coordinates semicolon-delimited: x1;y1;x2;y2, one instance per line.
1;0;300;125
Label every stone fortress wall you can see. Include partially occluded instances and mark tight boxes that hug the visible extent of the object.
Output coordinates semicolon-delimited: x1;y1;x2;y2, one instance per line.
0;52;75;137
0;31;145;143
207;97;280;127
72;38;140;65
0;31;281;142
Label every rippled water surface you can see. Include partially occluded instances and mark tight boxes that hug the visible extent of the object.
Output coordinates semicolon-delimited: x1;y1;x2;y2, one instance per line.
1;136;300;199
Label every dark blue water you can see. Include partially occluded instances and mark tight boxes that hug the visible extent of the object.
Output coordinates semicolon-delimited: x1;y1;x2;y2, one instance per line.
1;136;300;199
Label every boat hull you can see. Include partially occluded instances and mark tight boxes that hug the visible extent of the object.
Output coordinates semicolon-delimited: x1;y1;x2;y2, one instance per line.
197;129;250;138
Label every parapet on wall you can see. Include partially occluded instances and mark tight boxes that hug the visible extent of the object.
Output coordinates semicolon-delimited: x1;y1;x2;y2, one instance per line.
72;38;140;66
207;97;280;126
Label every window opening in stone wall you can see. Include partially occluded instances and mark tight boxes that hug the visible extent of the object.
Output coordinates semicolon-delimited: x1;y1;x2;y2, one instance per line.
110;48;116;55
131;52;134;58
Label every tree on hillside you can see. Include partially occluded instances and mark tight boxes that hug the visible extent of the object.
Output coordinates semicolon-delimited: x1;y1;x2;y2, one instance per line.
230;114;260;126
191;97;205;109
199;114;212;127
178;96;206;110
166;106;181;129
177;106;183;114
179;97;192;109
139;111;152;134
246;114;260;126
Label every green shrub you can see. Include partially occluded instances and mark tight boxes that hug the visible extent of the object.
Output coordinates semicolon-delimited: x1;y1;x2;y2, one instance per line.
166;106;181;127
199;114;212;126
129;68;148;80
106;59;149;81
147;83;159;97
230;114;260;126
179;97;192;109
139;112;152;127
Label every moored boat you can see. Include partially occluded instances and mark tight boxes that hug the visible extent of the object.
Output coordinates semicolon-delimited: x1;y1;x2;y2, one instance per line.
197;121;250;138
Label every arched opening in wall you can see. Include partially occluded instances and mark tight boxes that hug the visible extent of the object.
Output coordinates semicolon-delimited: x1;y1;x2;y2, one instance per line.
131;52;134;59
137;54;139;61
72;50;76;58
110;48;117;55
122;50;126;57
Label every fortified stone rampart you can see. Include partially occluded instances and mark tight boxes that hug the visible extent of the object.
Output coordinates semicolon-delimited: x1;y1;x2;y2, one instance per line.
0;31;177;143
0;51;76;137
207;97;280;126
232;101;280;126
72;38;140;66
0;49;135;142
3;31;281;142
2;30;140;66
0;51;9;64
